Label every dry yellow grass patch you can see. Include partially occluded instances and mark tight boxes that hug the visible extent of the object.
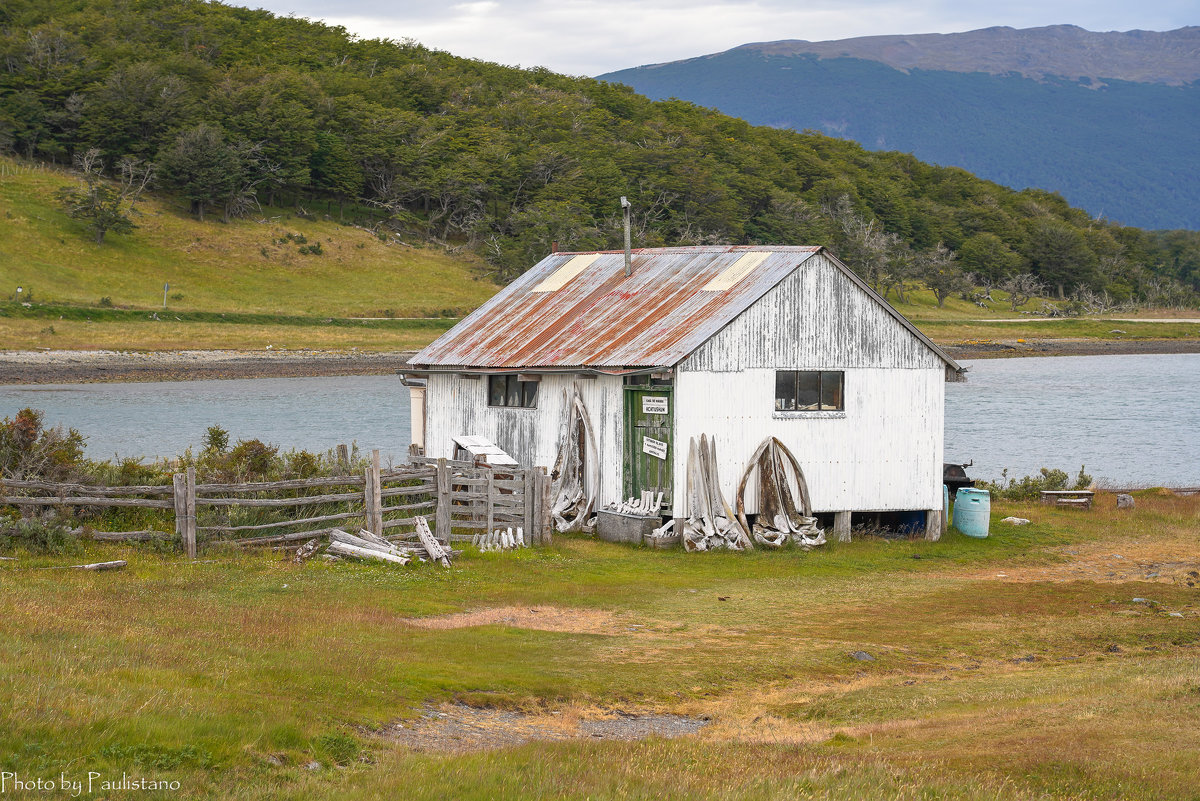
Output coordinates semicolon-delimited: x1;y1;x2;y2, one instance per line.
401;605;628;635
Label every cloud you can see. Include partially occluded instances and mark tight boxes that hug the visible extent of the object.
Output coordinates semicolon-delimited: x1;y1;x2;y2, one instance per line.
249;0;1197;76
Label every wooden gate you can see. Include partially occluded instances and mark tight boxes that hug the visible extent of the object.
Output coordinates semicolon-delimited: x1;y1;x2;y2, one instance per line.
622;386;674;513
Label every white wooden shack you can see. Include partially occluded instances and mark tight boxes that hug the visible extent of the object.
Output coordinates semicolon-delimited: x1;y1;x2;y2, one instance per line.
404;246;964;537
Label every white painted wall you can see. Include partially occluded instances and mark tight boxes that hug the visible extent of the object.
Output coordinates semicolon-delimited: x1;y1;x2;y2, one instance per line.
424;372;626;507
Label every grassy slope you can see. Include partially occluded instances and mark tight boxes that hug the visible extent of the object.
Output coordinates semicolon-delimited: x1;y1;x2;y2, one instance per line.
3;156;1197;352
1;492;1197;798
0;158;498;319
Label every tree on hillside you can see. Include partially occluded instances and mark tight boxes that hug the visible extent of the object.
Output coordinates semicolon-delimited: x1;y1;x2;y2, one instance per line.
156;124;238;221
957;232;1024;281
55;148;152;244
1027;220;1096;298
918;242;969;307
309;131;362;220
999;273;1045;311
824;195;913;301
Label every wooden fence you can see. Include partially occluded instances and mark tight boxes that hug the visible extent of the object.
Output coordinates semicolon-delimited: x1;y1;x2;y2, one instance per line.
0;451;552;556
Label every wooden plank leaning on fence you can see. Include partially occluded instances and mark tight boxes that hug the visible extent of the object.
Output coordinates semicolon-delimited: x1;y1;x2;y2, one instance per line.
415;516;451;567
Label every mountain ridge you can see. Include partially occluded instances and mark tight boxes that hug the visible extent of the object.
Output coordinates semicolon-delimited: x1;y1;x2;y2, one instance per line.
705;25;1200;85
600;26;1200;230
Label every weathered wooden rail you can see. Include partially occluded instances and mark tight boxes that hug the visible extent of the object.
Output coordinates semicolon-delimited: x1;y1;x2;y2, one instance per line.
0;452;553;557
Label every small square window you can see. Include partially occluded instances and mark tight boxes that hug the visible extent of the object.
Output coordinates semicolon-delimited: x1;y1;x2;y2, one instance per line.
487;374;538;408
774;370;844;414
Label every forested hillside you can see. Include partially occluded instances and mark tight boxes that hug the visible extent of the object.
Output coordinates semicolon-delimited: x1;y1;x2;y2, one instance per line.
2;0;1198;304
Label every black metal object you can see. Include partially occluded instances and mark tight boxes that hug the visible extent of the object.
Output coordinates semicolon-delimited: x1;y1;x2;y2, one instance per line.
943;461;975;494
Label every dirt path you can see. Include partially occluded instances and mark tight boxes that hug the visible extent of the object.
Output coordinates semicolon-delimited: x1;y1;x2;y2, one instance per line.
380;704;708;753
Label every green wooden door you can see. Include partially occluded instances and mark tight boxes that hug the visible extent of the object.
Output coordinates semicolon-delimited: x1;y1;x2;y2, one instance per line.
623;386;673;513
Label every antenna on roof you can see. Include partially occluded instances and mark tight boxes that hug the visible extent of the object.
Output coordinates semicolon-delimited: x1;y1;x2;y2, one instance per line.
620;196;632;277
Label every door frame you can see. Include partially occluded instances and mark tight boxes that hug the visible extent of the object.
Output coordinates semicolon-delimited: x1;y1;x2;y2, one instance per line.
622;384;675;512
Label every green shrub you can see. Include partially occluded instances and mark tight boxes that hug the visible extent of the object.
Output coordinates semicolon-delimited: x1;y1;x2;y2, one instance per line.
226;439;278;480
0;408;86;481
980;465;1092;501
0;514;83;556
202;425;229;455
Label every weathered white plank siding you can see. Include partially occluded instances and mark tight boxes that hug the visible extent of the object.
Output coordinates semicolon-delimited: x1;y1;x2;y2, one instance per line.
424;373;625;507
675;253;944;513
683;253;943;371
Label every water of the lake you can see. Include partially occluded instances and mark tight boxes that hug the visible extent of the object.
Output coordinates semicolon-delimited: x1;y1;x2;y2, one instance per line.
945;353;1199;487
1;375;412;466
2;353;1197;486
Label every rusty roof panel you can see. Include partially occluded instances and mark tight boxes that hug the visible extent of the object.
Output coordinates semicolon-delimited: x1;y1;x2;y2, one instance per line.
411;246;823;369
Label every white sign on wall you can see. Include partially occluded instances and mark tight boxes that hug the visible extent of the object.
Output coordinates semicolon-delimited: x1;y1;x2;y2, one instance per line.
641;396;669;415
642;436;668;460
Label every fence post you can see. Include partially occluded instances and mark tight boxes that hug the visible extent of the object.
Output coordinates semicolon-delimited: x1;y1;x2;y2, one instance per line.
362;466;376;536
539;467;552;546
173;472;186;551
370;449;383;536
523;469;535;545
184;466;197;559
435;458;451;540
485;468;495;539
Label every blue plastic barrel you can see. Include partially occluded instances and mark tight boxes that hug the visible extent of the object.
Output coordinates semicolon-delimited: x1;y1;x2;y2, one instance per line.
954;488;991;538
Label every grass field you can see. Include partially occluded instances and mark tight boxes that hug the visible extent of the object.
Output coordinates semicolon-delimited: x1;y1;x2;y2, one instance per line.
1;492;1197;799
0;158;498;318
0;306;456;351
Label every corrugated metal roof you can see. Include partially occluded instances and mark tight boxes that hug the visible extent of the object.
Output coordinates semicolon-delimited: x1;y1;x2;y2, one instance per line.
410;245;958;371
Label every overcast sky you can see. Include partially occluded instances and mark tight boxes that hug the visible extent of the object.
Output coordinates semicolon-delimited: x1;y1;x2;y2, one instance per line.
248;0;1196;76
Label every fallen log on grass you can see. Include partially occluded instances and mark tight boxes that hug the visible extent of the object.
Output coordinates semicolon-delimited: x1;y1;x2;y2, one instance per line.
37;560;127;572
327;540;411;565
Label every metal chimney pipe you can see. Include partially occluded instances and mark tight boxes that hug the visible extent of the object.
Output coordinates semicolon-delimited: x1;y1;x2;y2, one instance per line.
620;196;632;276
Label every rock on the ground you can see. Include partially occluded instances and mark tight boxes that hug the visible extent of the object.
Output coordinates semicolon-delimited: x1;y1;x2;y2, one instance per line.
850;650;875;661
1001;517;1031;525
1117;494;1135;509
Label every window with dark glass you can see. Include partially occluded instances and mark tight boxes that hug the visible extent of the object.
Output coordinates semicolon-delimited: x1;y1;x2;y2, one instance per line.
774;370;843;412
487;375;538;408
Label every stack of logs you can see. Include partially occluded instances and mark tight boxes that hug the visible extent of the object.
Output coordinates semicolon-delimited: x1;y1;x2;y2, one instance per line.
301;516;456;567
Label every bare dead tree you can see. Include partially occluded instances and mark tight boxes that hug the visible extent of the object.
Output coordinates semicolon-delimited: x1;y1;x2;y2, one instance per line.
999;273;1045;311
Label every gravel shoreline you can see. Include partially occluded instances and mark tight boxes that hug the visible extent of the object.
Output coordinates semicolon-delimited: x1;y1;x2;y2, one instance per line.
1;338;1197;384
0;349;415;384
942;338;1200;361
